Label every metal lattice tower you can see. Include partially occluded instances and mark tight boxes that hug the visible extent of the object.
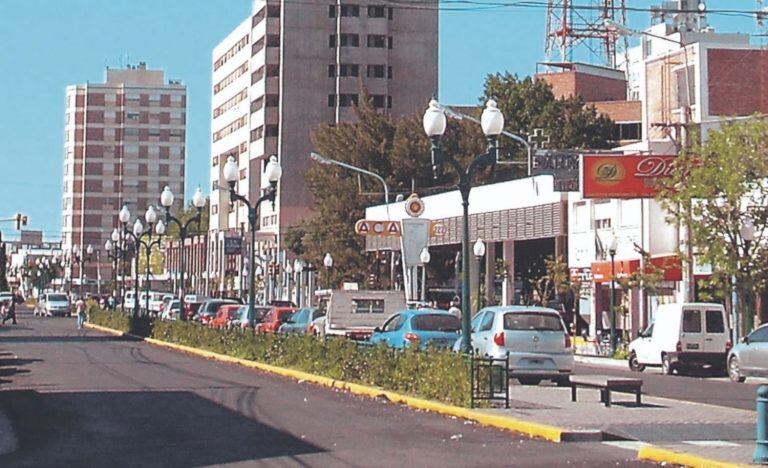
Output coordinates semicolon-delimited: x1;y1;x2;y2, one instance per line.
544;0;627;68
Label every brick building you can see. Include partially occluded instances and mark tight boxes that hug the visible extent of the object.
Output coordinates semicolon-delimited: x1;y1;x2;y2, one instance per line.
164;234;208;297
62;63;186;288
207;0;438;297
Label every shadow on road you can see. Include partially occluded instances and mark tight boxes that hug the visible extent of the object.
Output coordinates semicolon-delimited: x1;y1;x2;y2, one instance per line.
0;389;324;467
0;335;141;344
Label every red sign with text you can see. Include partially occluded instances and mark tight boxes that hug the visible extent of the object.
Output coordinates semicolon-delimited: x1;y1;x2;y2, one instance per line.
582;154;677;198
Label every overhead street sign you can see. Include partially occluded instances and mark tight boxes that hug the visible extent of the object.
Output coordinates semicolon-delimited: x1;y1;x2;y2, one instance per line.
355;220;401;237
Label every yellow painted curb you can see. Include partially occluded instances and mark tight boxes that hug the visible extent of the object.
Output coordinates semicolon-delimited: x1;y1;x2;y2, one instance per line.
85;322;565;442
637;446;747;468
85;322;125;336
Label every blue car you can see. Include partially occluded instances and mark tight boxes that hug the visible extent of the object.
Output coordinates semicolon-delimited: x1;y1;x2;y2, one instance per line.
278;307;324;334
369;309;461;349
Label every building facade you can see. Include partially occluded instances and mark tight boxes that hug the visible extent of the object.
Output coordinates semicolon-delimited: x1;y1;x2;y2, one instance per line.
208;0;438;296
62;63;186;289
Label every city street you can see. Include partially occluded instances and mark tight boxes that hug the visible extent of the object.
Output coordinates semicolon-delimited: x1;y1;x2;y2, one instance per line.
0;307;650;467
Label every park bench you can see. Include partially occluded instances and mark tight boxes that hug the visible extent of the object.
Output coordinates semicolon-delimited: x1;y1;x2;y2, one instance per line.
570;375;643;407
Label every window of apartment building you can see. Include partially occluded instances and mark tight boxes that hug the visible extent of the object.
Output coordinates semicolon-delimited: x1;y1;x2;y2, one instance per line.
214;88;248;119
388;36;393;49
329;4;360;17
330;63;359;77
239;168;247;180
593;200;612;230
675;65;696;108
214;62;248;94
329;34;360;47
267;5;280;17
212;204;219;215
149;128;161;137
251;66;265;85
214;34;249;71
170;129;184;138
125;128;139;137
266;64;280;77
252;37;265;56
126;112;140;121
265;94;279;107
250;125;264;142
330;94;358;107
266;34;280;47
251;96;264;113
371;94;389;108
611;122;641;141
368;5;386;17
572;202;587;232
367;34;386;48
253;7;266;27
265;124;279;137
367;64;386;78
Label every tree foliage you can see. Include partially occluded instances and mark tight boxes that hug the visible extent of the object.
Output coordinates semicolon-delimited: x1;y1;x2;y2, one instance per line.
657;117;768;303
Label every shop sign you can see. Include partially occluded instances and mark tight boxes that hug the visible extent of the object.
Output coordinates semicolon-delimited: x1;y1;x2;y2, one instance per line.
533;150;580;192
582;154;676;198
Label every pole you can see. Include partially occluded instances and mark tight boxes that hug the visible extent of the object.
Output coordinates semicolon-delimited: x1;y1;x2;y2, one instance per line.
461;196;471;353
144;241;152;315
610;252;617;355
247;212;256;328
133;246;140;318
179;236;187;320
421;265;426;302
755;385;768;464
477;256;483;313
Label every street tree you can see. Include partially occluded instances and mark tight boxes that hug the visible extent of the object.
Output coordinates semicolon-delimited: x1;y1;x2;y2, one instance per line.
657;117;768;334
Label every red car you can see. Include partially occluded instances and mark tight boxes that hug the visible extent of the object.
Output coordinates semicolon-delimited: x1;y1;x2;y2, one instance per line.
255;307;296;333
210;304;242;329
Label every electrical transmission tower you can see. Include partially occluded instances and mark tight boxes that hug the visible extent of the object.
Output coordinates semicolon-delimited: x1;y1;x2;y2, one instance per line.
544;0;627;68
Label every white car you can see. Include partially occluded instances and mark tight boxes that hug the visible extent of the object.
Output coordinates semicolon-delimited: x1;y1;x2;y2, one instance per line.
124;291;136;310
455;306;573;385
39;292;71;317
628;302;730;375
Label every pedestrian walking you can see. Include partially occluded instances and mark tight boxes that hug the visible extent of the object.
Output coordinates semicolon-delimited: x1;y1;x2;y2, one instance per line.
2;296;18;325
448;296;461;319
75;297;87;330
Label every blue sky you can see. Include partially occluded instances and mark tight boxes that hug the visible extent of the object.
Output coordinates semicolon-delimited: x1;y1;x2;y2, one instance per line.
0;0;755;240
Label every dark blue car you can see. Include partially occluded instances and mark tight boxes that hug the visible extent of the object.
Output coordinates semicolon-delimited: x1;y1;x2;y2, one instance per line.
369;309;461;349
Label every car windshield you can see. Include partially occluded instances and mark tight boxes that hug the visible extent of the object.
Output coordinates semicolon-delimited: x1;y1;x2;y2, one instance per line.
48;294;68;302
504;312;563;331
411;314;461;332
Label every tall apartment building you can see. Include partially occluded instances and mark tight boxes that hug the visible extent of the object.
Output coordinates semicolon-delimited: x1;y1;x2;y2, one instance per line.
62;63;186;286
208;0;438;295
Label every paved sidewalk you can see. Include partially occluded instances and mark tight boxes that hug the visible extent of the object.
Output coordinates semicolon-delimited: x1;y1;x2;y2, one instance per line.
483;383;757;465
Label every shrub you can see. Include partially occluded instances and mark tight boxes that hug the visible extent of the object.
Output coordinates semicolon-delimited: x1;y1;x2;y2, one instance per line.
90;310;471;406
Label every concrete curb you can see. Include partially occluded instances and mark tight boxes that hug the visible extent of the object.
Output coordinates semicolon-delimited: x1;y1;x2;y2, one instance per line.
637;446;746;468
84;322;745;467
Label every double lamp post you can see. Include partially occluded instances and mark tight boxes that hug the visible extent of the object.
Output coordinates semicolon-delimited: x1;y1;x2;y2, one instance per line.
118;205;165;318
422;99;504;353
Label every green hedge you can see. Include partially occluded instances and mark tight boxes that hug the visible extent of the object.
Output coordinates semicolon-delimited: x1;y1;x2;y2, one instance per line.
89;310;471;406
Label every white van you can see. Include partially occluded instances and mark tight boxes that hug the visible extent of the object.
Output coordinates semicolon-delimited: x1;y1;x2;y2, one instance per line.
124;291;135;310
628;303;731;375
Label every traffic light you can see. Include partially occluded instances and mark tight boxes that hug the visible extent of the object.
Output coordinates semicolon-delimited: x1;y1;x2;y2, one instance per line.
14;213;27;230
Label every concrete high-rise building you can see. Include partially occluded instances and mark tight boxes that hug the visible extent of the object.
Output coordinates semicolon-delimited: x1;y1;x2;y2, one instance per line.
62;63;186;289
208;0;438;296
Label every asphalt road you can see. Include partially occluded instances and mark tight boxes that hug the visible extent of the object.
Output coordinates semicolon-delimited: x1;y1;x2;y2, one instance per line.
574;362;762;411
0;307;651;467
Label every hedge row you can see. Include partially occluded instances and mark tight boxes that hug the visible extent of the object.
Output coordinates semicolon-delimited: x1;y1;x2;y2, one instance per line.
88;309;471;406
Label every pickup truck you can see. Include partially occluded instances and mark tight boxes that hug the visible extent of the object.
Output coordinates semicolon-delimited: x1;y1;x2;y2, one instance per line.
319;290;406;341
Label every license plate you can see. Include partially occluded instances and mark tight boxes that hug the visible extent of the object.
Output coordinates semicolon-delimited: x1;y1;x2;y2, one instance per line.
686;343;700;350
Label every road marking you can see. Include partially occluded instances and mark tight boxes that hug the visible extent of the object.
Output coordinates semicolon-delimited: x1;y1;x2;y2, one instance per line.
603;441;649;451
683;440;742;447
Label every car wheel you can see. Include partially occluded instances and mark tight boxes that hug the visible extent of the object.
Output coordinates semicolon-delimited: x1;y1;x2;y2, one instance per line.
661;354;674;375
628;352;645;372
553;376;570;387
518;377;542;386
729;356;746;383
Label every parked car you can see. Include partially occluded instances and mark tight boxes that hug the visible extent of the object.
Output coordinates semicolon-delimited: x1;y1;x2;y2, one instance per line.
229;305;271;329
123;291;136;311
38;292;71;317
278;308;325;335
321;289;406;340
628;303;730;375
160;300;181;321
370;309;460;349
184;294;207;303
159;294;175;314
307;315;326;337
210;304;243;329
194;299;239;325
0;291;13;307
184;300;205;321
454;306;573;385
727;323;768;382
255;307;297;333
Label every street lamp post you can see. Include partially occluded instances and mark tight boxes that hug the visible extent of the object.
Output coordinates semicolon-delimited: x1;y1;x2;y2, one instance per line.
160;186;206;320
323;253;333;290
420;247;431;302
223;154;282;328
740;219;756;338
120;205;165;318
294;259;304;306
473;238;486;313
423;99;503;353
608;236;619;355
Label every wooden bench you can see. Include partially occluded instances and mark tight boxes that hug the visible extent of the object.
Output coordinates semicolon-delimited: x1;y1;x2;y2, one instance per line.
570;375;643;407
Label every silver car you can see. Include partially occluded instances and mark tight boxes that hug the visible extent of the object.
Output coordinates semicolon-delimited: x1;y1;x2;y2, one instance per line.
728;324;768;382
455;306;573;385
